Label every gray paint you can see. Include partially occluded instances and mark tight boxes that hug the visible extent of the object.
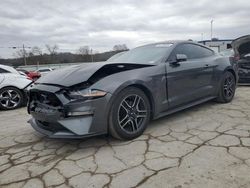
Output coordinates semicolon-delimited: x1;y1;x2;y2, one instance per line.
36;62;106;87
27;41;238;138
58;116;92;135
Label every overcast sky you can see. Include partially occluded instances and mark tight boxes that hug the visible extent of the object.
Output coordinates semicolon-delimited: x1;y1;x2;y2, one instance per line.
0;0;250;58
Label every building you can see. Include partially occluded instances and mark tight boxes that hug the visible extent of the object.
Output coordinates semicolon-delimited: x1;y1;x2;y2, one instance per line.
198;38;233;52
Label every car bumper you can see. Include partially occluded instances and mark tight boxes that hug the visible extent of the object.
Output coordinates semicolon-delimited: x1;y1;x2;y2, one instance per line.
238;69;250;83
28;118;105;138
28;86;112;138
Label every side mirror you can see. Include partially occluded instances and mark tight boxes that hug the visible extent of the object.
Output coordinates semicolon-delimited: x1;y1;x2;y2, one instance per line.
176;54;187;62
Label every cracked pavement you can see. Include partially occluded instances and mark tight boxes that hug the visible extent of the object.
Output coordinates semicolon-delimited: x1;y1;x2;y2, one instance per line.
0;87;250;188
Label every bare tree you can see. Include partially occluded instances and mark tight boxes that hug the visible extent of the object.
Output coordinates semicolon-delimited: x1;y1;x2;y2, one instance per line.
13;49;28;59
113;44;128;51
78;46;90;56
12;45;32;65
28;46;43;66
45;44;59;64
45;44;59;55
31;46;43;56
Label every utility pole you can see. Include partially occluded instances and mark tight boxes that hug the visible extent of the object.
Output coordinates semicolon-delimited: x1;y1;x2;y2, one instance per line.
23;44;27;66
210;20;214;40
0;45;31;63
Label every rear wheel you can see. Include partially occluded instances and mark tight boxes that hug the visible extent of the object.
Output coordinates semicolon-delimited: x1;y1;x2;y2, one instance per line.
0;87;24;110
109;87;151;140
216;71;236;103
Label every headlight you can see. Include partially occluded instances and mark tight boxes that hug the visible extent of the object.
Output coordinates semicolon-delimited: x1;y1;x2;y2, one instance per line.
68;89;107;100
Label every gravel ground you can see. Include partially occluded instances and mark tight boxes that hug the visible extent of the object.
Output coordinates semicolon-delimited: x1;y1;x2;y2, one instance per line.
0;87;250;188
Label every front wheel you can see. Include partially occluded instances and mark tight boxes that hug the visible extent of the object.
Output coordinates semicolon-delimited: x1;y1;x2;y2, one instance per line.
109;87;151;140
216;71;236;103
0;87;24;110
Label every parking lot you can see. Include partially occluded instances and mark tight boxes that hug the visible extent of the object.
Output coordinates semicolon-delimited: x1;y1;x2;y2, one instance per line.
0;86;249;188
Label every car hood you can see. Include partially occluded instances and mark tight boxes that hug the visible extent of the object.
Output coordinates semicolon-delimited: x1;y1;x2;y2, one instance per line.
36;61;154;87
232;35;250;55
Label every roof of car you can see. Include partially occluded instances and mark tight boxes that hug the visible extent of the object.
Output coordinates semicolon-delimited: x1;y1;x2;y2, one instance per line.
0;64;20;74
142;40;200;47
140;40;212;51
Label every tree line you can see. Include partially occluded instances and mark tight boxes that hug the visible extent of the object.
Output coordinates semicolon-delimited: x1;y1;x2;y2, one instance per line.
0;44;129;67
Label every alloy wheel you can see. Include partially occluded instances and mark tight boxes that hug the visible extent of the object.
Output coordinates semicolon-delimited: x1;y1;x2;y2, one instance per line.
223;75;235;98
0;89;21;109
118;94;147;134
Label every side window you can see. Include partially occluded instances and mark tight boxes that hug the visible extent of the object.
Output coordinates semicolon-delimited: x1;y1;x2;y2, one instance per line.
0;68;9;73
169;44;214;61
193;45;214;58
175;44;194;59
169;44;197;60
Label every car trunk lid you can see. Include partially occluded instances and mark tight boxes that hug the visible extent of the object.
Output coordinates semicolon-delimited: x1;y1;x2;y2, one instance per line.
232;35;250;56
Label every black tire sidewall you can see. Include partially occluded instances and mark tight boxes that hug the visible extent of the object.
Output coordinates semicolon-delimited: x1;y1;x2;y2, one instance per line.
109;87;151;140
0;87;24;110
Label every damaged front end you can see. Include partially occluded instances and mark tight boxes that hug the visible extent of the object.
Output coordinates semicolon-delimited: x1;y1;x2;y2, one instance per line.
28;83;112;138
27;62;153;138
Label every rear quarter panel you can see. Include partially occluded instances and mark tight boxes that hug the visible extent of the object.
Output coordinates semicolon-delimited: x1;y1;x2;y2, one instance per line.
213;55;238;94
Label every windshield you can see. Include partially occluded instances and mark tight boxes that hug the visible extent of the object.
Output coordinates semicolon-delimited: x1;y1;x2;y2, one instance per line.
108;43;173;64
107;51;127;61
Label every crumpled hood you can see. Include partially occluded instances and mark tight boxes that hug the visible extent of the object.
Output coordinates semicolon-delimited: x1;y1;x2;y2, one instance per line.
232;35;250;55
36;61;153;87
36;62;106;87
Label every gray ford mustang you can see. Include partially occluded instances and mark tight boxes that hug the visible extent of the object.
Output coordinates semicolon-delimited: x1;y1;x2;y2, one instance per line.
27;41;238;140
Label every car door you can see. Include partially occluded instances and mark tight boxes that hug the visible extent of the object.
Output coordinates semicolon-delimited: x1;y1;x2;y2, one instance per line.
165;43;215;109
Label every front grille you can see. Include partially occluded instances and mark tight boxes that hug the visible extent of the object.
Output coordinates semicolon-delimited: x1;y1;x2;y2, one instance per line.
30;90;62;107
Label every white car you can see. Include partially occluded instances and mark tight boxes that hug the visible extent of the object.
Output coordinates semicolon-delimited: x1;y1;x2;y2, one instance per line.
0;64;32;110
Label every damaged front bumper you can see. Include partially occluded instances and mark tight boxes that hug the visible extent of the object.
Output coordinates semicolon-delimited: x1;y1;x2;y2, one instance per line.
27;84;112;138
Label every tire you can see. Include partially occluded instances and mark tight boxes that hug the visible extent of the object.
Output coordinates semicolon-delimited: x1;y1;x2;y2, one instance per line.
216;71;236;103
109;87;151;140
0;87;24;110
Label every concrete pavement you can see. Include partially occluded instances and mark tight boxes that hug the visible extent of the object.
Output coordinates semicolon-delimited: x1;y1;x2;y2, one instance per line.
0;87;250;188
